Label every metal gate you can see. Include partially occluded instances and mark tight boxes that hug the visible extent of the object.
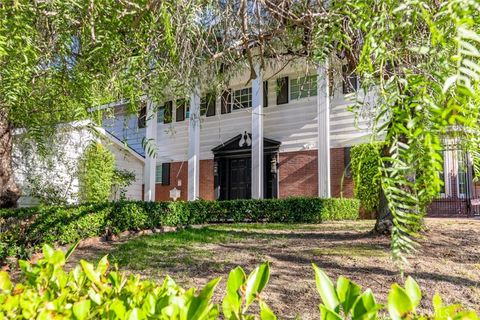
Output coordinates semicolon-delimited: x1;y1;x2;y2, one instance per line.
428;147;480;217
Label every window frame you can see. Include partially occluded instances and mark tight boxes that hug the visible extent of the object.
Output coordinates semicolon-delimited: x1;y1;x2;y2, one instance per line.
289;75;318;101
231;87;252;111
155;164;163;184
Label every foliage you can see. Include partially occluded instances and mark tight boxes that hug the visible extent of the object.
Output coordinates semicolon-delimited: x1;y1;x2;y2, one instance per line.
111;169;136;201
313;264;478;320
0;197;359;261
78;142;115;203
350;143;383;214
0;245;477;319
0;244;221;319
313;0;480;265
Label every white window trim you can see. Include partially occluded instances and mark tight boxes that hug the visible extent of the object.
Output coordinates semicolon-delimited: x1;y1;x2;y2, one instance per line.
155;164;163;184
288;75;318;102
231;87;252;112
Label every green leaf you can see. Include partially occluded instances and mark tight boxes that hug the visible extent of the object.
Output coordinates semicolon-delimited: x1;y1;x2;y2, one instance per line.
80;260;102;287
319;305;343;320
96;255;109;275
313;264;340;311
404;277;421;308
244;262;270;310
336;276;361;315
73;300;91;320
352;289;380;320
223;266;246;318
260;301;277;320
388;284;413;320
0;271;12;292
65;241;80;261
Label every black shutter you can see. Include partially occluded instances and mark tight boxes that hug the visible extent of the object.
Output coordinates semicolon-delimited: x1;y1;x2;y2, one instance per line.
263;81;268;107
221;90;231;114
176;100;185;122
206;94;216;117
276;77;289;105
138;104;147;128
164;101;172;123
161;163;170;185
344;147;352;178
342;64;358;94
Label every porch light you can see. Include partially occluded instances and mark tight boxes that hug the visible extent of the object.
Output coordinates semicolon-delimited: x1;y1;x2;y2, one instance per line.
271;156;277;174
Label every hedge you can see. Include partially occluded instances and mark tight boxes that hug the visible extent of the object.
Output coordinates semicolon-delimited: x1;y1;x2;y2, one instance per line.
0;197;359;261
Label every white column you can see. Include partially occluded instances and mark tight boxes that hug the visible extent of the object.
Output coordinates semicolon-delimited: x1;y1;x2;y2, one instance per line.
144;100;158;201
252;64;264;199
317;62;331;198
188;85;201;200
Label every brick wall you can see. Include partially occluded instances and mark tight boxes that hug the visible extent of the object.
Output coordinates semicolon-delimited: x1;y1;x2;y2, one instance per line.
153;148;354;201
278;150;318;197
278;148;354;198
154;159;215;201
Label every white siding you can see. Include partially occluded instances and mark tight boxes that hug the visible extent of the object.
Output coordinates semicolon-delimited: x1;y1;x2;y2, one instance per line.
105;140;144;200
102;62;375;165
14;124;144;206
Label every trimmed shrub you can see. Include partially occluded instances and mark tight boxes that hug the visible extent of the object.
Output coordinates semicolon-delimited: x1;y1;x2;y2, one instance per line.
0;197;359;261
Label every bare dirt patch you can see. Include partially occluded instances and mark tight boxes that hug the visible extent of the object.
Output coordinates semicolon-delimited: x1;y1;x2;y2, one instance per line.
66;219;480;319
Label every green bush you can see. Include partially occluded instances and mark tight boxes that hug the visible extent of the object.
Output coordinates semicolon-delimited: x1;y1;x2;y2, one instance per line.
0;245;476;319
78;142;116;203
0;197;359;261
350;143;383;213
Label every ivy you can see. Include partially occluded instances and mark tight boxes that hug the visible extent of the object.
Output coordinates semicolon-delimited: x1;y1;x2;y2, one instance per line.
350;143;383;214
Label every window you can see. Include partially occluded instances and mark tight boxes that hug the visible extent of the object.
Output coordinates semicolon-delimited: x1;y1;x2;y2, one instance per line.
232;87;252;110
276;77;289;105
290;75;317;100
157;107;165;123
343;63;358;94
176;99;187;122
221;90;232;114
201;93;216;117
138;104;147;128
156;163;170;185
344;147;352;178
163;101;172;123
155;164;162;183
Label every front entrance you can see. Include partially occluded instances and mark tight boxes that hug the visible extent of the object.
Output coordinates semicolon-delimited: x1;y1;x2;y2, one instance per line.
228;157;251;199
212;133;281;200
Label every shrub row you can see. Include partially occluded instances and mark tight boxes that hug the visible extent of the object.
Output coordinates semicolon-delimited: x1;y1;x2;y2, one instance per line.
0;197;359;261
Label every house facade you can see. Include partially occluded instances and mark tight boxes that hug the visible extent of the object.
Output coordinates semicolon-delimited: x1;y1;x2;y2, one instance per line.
102;61;373;203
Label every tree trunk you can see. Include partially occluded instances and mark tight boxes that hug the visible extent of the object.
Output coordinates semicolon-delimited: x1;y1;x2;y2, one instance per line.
0;111;21;208
373;188;393;235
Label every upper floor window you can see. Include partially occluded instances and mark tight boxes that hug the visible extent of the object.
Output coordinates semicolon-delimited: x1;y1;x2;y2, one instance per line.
157;101;172;124
290;75;317;100
232;87;252;110
201;93;216;117
138;104;147;128
176;99;187;122
343;63;358;94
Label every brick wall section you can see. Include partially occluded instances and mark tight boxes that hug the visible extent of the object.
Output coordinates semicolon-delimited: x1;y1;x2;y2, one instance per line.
155;159;215;201
278;148;354;198
330;148;354;198
278;150;318;197
153;148;354;201
199;159;215;200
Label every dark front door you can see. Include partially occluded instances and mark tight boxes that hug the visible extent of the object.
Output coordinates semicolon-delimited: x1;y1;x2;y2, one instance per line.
229;157;251;199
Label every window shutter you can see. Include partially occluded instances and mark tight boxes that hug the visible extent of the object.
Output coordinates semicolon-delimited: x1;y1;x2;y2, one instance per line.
138;104;147;128
176;100;186;122
221;90;231;114
344;147;352;178
206;94;216;117
164;101;172;123
276;77;289;105
161;163;170;185
263;81;268;107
